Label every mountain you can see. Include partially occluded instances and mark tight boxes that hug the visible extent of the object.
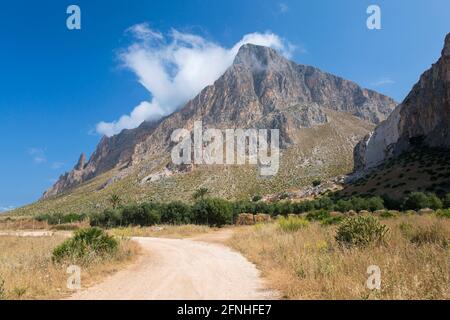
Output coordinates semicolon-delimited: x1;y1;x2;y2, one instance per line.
354;33;450;172
44;44;395;198
14;44;395;215
339;33;450;200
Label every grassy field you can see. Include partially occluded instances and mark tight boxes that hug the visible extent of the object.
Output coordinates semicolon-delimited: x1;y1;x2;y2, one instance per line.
0;234;139;300
109;224;213;239
228;215;449;300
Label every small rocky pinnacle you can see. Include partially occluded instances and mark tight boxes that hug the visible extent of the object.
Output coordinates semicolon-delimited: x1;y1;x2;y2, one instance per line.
442;33;450;57
74;153;86;171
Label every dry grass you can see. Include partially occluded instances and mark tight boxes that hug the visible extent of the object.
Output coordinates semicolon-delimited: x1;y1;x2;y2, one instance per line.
228;215;450;300
0;217;49;230
0;234;139;300
109;224;213;239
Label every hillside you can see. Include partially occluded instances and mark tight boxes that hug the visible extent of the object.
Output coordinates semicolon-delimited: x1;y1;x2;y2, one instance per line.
346;33;450;199
13;44;396;215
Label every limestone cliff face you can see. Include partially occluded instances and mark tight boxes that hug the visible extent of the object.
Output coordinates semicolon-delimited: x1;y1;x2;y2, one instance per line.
43;44;396;198
354;33;450;172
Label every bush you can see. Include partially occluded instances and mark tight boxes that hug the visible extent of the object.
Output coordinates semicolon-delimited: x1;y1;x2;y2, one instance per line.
278;216;309;232
122;205;146;226
252;194;262;202
335;199;352;213
335;216;389;248
403;192;431;210
142;205;161;225
313;197;334;211
443;194;450;209
427;194;443;210
312;179;322;187
402;192;442;210
35;212;87;225
192;198;233;227
382;194;402;210
52;227;118;263
102;209;123;227
436;209;450;218
366;197;385;211
379;210;396;218
292;201;314;214
161;201;191;225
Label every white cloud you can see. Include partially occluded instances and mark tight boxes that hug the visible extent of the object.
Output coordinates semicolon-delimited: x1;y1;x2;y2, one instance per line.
370;77;395;87
96;24;295;137
29;148;46;164
279;3;289;13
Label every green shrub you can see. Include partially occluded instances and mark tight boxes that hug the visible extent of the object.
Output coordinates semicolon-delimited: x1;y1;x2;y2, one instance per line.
366;197;385;211
312;179;322;187
427;194;443;210
403;192;431;210
335;199;352;212
313;197;334;211
272;201;292;216
279;192;290;200
399;222;414;239
278;216;309;232
292;201;314;214
161;201;191;225
192;198;233;227
192;187;209;200
382;194;402;210
142;207;161;225
122;205;145;226
52;227;118;263
335;216;389;248
252;194;262;202
306;210;327;221
436;209;450;218
443;194;450;208
101;209;123;227
35;212;87;225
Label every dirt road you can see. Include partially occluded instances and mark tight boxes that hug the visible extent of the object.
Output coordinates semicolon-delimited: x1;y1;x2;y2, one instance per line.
68;232;275;300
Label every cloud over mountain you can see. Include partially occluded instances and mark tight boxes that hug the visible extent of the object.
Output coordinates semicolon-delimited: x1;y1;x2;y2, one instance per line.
96;24;295;137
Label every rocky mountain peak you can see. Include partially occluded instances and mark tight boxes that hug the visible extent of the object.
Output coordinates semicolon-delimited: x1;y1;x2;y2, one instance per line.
74;153;86;171
43;44;397;199
233;44;286;69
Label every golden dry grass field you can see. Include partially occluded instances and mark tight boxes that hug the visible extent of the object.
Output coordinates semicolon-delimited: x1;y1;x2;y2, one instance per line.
0;234;139;300
108;224;213;239
228;215;450;300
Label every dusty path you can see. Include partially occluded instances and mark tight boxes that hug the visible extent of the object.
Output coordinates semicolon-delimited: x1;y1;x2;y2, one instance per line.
69;231;275;300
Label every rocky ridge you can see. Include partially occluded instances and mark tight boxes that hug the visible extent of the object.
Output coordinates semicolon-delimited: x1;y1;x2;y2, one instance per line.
44;44;396;198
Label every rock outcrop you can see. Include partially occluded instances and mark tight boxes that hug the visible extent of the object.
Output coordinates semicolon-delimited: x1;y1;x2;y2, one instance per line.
354;33;450;172
43;44;396;198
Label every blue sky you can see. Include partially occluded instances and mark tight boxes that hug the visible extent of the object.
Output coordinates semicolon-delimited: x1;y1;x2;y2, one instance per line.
0;0;449;210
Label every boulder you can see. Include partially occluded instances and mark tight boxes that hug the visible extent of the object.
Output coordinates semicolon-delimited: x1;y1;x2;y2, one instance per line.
418;208;435;215
236;213;255;225
254;214;271;223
